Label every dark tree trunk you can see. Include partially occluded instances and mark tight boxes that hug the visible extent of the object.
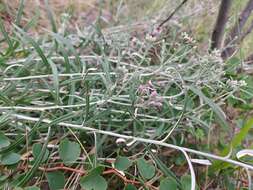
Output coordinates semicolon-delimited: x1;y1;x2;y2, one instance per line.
222;0;253;59
210;0;232;50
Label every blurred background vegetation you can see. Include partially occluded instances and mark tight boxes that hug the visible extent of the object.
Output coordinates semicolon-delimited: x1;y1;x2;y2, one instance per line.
1;0;253;56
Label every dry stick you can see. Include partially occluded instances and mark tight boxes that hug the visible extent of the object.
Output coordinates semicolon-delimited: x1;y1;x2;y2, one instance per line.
222;0;253;59
210;0;232;50
158;0;188;28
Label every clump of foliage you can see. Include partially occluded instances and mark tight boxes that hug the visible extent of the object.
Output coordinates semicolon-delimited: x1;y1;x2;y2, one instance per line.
0;1;253;190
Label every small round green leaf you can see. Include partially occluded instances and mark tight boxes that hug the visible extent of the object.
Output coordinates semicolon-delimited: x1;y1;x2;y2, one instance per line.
159;178;177;190
137;158;155;180
46;171;65;190
124;184;138;190
32;143;49;163
114;156;132;171
59;139;81;165
0;132;10;149
80;174;107;190
1;152;21;165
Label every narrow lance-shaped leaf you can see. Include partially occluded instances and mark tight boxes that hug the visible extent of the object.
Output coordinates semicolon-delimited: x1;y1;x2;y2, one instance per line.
0;18;13;54
189;86;229;129
32;143;49;163
0;117;42;154
13;25;50;69
148;148;181;187
15;0;25;26
44;0;57;33
16;127;52;187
